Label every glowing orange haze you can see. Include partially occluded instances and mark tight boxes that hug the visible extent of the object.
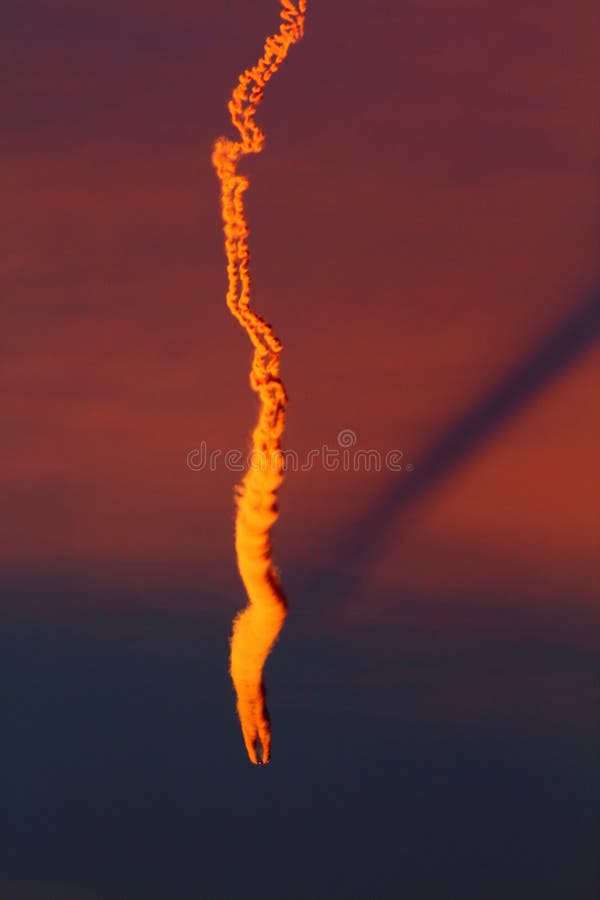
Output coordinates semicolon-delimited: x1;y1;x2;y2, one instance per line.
211;0;308;764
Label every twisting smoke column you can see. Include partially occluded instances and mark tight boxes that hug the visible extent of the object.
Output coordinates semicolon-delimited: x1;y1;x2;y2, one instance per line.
212;0;308;764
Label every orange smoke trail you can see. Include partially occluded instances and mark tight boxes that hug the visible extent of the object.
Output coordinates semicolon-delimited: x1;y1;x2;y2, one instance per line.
211;0;307;764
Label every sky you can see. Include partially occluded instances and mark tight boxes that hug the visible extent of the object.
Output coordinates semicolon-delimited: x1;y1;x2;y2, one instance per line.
2;1;599;898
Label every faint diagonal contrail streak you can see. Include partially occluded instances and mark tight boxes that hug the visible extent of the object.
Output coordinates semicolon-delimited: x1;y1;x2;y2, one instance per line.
212;1;308;764
305;288;600;605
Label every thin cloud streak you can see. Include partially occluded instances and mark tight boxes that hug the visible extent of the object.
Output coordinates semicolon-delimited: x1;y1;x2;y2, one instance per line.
305;287;600;602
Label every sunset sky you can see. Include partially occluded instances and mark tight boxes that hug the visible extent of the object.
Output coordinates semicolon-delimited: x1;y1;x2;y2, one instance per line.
2;1;599;897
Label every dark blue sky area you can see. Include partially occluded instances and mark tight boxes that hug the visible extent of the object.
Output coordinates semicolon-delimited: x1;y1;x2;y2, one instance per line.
2;574;598;900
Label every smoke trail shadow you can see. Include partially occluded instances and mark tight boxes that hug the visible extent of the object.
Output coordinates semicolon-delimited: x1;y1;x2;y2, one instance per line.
301;287;600;606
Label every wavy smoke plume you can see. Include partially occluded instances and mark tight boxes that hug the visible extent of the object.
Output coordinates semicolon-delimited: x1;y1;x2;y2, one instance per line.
212;1;307;764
